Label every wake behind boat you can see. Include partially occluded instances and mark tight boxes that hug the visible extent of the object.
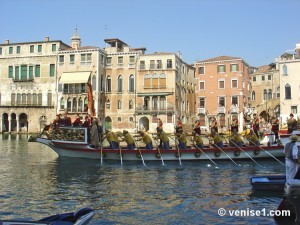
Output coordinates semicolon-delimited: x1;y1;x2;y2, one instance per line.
1;207;95;225
30;126;285;162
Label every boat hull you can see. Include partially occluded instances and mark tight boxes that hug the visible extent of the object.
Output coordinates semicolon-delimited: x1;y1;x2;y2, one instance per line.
250;175;286;191
36;137;285;161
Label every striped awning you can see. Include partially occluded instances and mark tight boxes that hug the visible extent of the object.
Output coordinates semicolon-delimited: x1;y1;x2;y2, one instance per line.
59;72;91;84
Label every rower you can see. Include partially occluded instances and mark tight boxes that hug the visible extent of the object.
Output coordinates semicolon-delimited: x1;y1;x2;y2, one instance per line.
156;128;170;150
122;130;135;150
176;128;187;149
229;129;244;147
246;129;260;146
103;130;118;150
209;129;224;148
137;131;153;150
192;131;204;149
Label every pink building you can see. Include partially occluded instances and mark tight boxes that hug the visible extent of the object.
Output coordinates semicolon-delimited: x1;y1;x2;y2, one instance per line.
194;56;251;131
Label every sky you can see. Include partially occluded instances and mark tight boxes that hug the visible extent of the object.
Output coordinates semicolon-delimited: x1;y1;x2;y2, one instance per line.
0;0;299;67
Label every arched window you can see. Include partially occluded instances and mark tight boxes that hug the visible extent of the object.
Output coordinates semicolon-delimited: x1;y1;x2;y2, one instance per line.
285;83;291;99
60;98;65;110
72;98;77;112
283;64;288;75
268;89;272;100
117;100;122;109
152;74;159;88
22;93;26;105
160;96;166;110
106;75;111;92
276;86;280;98
78;97;83;112
129;100;133;109
38;92;42;106
129;117;133;122
32;93;37;106
67;98;71;111
58;77;62;92
117;75;123;92
152;96;158;109
27;93;31;105
11;93;16;106
47;91;52;106
263;89;267;100
92;75;96;91
117;117;122;122
144;74;151;88
160;73;166;88
17;93;21;105
84;97;88;111
129;74;134;92
251;91;256;101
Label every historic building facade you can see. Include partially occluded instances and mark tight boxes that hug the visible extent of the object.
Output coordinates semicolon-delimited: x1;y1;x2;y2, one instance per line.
0;37;70;132
194;56;251;131
136;52;196;132
249;64;280;121
275;43;300;125
56;31;106;121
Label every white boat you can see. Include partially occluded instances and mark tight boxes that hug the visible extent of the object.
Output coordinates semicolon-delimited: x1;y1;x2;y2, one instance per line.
30;127;285;162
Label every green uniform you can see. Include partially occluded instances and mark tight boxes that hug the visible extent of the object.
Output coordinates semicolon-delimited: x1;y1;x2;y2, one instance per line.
106;132;114;142
246;133;259;144
194;134;203;145
230;133;243;144
124;133;134;144
158;131;169;143
212;133;222;144
112;132;119;143
178;133;187;144
142;133;152;144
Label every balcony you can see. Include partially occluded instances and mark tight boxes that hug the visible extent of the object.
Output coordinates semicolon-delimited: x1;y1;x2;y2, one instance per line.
0;101;55;108
198;108;206;115
128;63;135;68
218;107;226;114
230;105;239;114
13;78;34;82
136;105;174;114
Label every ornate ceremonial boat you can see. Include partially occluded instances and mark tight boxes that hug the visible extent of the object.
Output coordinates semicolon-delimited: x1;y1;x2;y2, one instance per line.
30;127;287;162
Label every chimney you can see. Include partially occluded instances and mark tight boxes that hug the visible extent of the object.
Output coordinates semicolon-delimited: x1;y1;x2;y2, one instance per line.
5;40;9;44
45;36;49;42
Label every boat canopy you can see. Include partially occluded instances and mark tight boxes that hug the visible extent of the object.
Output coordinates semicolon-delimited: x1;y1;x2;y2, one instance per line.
59;72;91;84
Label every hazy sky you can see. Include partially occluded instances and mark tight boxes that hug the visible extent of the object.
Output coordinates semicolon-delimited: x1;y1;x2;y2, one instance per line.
1;0;299;67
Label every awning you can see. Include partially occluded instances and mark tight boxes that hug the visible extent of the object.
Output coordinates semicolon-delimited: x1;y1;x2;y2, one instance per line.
59;72;91;84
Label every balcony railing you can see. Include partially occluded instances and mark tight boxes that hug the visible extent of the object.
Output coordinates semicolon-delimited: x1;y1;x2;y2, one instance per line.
198;108;206;114
0;101;55;108
218;107;226;114
136;105;174;114
230;105;239;114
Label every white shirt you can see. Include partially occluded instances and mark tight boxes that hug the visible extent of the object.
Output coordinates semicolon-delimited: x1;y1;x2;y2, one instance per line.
292;144;300;160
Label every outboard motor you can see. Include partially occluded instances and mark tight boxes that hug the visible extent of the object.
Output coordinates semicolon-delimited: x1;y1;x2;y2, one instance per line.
285;179;300;222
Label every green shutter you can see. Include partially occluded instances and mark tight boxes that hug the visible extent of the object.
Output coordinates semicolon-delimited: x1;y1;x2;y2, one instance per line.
15;66;20;80
50;64;55;77
38;45;42;52
21;65;27;80
9;47;13;54
17;46;21;54
35;65;40;77
29;66;33;79
0;47;2;55
30;45;34;53
8;66;13;78
52;44;56;52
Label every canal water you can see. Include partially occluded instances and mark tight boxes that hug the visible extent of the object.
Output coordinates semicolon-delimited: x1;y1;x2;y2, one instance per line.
0;134;295;225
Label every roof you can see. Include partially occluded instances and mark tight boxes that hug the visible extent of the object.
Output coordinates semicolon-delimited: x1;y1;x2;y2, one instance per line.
195;55;242;63
59;46;99;51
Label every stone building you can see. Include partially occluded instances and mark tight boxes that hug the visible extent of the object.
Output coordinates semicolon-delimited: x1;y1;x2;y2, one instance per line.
103;38;146;131
275;42;300;124
194;56;251;131
249;64;280;121
0;37;69;132
136;52;196;132
56;30;106;121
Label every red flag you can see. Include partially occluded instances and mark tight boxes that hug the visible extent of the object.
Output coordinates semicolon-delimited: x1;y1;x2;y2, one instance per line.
87;83;95;116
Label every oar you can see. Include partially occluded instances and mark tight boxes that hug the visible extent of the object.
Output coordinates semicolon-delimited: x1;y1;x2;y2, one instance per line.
190;138;217;166
100;139;103;164
247;139;285;166
118;142;123;165
210;141;240;166
229;139;263;167
133;137;146;167
151;134;165;166
169;135;182;165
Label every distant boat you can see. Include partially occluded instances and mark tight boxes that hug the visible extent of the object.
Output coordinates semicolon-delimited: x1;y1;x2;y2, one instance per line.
30;126;285;162
250;175;286;191
1;207;95;225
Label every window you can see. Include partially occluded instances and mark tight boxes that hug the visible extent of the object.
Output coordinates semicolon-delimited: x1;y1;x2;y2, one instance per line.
0;47;2;55
276;86;280;98
106;76;111;92
60;98;65;110
16;46;21;54
160;73;166;88
218;80;225;89
268;89;272;100
217;65;225;73
150;60;155;69
262;75;265;81
144;74;151;88
21;65;27;80
282;64;288;75
252;76;256;82
106;57;112;65
231;96;238;105
230;64;238;72
129;100;133;109
81;53;91;65
38;45;42;52
252;91;256;100
50;64;55;77
38;93;42;106
268;74;272;80
129;117;134;122
92;75;96;91
30;45;34;53
129;56;135;63
291;106;297;114
199;97;205;108
8;66;13;78
199;81;205;90
47;92;52;106
34;65;40;77
140;60;145;69
157;60;162;69
9;47;13;54
167;59;172;68
152;97;158;110
231;79;238;88
29;66;33;79
117;57;123;67
160;96;166;110
15;66;20;80
285;84;291;99
70;55;75;64
117;75;123;92
59;55;64;65
218;97;225;107
263;89;267;100
118;100;122;109
129;75;134;92
52;44;56;52
198;66;205;74
118;117;122;122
